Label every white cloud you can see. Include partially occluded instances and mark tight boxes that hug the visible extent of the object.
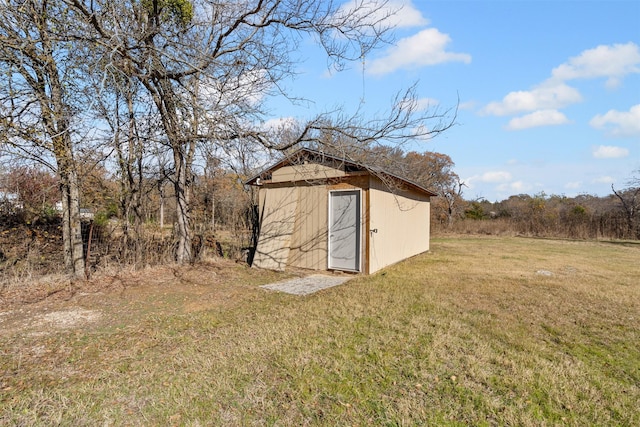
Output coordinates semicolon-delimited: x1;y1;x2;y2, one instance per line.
565;181;582;190
592;145;629;159
480;171;512;182
261;116;299;132
367;28;471;75
506;109;570;130
481;42;640;125
482;82;582;116
397;97;440;112
590;104;640;137
199;70;270;107
551;42;640;88
592;176;615;184
458;100;477;111
415;97;439;110
497;181;531;193
337;0;428;31
465;171;512;189
384;0;429;28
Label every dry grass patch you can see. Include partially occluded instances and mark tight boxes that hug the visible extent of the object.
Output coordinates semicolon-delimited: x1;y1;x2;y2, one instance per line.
1;236;638;426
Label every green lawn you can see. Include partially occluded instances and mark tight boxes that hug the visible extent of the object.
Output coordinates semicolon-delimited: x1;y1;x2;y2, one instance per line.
1;236;639;426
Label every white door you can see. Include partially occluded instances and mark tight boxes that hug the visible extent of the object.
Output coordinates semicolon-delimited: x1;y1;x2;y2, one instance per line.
328;190;361;272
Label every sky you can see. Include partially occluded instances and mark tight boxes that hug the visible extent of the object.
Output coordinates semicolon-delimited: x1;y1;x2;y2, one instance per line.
265;0;640;202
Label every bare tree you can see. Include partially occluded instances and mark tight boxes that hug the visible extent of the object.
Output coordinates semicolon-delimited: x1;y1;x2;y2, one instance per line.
274;85;457;156
88;66;163;263
0;0;87;277
64;0;455;264
612;171;640;239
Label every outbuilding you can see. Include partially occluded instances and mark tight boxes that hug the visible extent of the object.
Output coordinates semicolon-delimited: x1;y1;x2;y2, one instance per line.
245;148;436;275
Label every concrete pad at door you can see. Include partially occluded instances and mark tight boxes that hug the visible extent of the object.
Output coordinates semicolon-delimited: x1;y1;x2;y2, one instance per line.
261;275;351;296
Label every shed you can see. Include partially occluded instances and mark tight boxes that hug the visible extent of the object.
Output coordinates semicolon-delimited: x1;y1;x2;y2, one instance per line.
245;148;436;275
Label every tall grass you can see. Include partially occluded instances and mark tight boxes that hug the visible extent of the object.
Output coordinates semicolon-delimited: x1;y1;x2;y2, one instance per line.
1;236;638;425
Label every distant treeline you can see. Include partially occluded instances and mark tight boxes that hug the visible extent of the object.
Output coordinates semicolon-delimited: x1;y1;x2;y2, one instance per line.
1;164;638;283
438;191;640;241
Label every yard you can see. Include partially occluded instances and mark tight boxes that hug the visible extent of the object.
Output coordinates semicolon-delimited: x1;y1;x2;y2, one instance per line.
1;236;638;426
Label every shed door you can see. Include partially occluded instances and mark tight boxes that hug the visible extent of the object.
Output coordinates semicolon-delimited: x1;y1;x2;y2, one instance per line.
328;190;361;272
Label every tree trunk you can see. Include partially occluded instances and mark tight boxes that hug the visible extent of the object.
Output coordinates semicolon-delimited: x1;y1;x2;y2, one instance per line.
60;179;73;273
211;193;215;231
58;158;85;278
68;169;85;276
173;146;192;264
38;5;85;279
159;181;165;230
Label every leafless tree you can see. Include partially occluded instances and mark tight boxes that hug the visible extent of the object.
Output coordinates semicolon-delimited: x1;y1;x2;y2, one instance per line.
0;0;88;277
90;73;154;262
64;0;456;263
612;170;640;239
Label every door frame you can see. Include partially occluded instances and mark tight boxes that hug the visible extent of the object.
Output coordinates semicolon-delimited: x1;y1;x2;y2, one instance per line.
327;188;362;272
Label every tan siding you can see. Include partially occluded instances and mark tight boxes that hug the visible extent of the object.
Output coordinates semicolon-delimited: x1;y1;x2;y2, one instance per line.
253;169;430;274
368;177;431;274
288;186;328;270
271;164;345;183
364;187;371;274
252;186;299;270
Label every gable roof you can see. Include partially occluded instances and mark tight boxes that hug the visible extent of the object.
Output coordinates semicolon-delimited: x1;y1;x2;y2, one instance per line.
245;148;437;197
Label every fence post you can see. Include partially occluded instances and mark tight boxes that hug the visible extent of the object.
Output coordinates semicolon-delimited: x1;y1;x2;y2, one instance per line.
85;220;94;280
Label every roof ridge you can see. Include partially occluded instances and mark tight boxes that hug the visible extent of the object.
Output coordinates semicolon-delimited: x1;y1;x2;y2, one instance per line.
244;147;437;196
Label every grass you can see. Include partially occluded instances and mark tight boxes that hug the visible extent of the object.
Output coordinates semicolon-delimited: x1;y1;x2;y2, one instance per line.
1;236;638;426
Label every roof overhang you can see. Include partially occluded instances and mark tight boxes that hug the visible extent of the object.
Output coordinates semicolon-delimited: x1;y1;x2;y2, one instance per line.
245;148;437;197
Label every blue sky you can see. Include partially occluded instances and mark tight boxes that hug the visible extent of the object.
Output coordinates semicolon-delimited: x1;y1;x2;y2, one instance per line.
266;0;640;201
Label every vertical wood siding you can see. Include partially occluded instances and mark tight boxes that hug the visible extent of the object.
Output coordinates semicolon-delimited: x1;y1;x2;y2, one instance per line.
252;186;299;270
288;185;328;270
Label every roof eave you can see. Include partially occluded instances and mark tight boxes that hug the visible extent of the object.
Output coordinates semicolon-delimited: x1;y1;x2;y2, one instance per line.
244;148;438;197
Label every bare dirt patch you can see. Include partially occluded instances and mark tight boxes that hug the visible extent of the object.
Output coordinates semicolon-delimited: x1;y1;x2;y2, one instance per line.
0;259;289;337
32;308;101;329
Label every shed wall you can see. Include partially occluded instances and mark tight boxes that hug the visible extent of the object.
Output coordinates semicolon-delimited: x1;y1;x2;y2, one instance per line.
252;166;431;274
271;164;345;183
288;185;328;270
252;186;299;270
368;177;431;274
